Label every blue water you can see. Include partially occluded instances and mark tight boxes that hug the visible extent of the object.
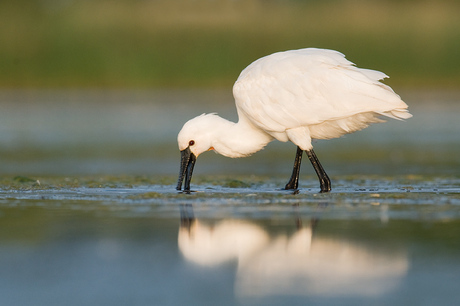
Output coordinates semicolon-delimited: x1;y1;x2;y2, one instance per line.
1;188;459;306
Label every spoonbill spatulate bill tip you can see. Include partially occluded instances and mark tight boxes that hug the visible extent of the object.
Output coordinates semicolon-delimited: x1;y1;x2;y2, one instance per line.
177;48;412;193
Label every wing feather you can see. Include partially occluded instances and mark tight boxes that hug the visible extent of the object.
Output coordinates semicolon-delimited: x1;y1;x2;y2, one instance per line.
233;48;411;139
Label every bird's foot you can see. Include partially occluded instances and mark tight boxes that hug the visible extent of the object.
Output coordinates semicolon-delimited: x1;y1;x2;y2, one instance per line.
178;189;197;194
284;182;299;190
282;186;300;195
319;182;331;193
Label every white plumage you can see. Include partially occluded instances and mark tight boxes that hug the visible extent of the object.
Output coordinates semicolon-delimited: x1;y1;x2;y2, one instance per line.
233;48;410;149
177;48;412;192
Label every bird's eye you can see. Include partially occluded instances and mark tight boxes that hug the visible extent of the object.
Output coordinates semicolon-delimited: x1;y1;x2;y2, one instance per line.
189;140;195;146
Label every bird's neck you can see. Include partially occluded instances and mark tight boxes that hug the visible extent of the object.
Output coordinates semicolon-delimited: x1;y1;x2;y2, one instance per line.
212;116;273;158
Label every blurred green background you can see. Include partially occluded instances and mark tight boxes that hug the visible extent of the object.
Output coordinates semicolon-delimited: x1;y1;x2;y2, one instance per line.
1;0;459;88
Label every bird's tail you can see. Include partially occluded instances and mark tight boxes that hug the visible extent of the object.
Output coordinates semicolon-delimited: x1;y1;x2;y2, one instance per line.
379;108;413;120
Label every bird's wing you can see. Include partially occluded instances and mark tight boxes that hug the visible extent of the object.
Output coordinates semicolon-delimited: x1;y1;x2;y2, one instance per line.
233;48;410;134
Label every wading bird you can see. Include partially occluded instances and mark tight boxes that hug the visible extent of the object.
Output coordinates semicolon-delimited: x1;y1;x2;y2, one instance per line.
176;48;411;193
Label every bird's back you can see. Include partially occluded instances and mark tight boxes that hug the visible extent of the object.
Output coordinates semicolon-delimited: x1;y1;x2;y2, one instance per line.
233;48;411;141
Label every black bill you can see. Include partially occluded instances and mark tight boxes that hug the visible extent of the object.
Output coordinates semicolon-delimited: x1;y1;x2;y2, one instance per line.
176;147;197;191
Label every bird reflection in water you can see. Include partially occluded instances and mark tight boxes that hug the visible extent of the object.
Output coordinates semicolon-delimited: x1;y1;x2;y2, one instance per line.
178;204;408;299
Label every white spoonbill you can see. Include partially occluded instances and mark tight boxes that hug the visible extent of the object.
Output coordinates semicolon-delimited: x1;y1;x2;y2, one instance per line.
177;48;412;193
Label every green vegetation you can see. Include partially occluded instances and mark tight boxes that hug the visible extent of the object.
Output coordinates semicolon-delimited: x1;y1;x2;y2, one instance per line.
1;0;460;88
0;175;176;190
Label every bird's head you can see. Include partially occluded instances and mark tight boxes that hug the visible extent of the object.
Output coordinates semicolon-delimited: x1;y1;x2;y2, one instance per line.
176;114;220;191
177;114;217;157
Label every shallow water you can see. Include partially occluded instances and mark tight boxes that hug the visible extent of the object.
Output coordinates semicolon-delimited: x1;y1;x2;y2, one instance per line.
1;175;460;305
1;90;460;305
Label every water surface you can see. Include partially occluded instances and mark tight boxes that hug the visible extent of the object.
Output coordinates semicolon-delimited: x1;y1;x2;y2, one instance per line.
0;90;459;305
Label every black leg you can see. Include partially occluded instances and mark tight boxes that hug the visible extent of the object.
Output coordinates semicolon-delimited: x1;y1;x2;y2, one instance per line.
305;149;331;193
180;204;195;230
284;146;303;190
